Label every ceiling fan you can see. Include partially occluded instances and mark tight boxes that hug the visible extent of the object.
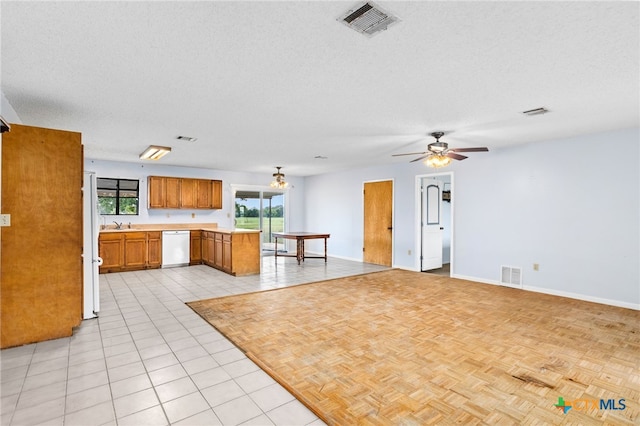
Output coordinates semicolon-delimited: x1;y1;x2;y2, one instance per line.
392;131;488;167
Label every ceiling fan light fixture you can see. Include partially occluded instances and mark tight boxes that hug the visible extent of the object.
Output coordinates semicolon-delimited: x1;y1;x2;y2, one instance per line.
270;166;289;189
139;145;171;160
424;155;452;168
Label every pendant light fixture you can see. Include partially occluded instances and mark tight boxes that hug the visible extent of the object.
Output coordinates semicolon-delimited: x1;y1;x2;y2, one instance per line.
270;166;289;189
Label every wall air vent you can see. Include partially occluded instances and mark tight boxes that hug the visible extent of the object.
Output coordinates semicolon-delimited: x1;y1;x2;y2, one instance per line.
338;2;400;37
501;265;522;288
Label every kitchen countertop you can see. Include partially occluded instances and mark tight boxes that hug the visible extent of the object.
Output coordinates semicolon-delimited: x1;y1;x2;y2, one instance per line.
100;223;260;234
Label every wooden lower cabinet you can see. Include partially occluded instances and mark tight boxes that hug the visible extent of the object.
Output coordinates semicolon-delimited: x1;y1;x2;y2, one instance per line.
201;231;259;276
100;229;259;276
99;231;162;273
190;230;202;265
147;232;162;268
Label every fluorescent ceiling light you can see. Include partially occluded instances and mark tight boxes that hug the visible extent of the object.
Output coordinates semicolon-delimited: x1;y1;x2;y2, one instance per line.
139;145;171;160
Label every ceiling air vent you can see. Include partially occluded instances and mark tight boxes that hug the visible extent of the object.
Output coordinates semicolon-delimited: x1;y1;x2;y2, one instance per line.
338;2;400;37
522;107;549;116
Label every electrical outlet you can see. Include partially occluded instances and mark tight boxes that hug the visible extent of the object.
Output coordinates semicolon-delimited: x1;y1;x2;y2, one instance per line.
0;214;10;227
191;213;196;218
533;263;539;271
408;249;412;256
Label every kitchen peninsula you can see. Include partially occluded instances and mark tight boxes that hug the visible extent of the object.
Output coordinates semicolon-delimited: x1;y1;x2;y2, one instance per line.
99;223;261;276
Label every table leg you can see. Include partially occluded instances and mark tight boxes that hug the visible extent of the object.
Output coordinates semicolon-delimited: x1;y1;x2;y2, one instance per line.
297;238;303;264
324;237;327;262
274;236;279;260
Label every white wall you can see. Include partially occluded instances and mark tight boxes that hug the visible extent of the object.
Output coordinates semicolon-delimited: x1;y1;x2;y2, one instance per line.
304;128;640;309
85;159;306;231
1;91;22;124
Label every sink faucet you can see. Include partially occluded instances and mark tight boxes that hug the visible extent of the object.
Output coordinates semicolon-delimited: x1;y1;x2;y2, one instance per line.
113;221;122;230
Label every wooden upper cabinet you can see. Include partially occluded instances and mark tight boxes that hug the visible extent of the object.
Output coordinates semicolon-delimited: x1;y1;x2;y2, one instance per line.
196;179;212;208
148;176;166;208
148;176;222;209
165;178;181;208
180;178;197;208
212;180;222;209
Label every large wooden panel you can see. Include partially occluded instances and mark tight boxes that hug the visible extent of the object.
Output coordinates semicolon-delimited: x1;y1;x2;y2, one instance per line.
1;124;83;348
363;180;393;266
230;232;260;276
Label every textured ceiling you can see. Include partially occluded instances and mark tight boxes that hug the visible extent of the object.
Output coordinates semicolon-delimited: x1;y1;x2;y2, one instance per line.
2;1;638;176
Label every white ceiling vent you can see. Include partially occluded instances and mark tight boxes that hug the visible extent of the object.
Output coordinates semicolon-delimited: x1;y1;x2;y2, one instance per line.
338;2;400;37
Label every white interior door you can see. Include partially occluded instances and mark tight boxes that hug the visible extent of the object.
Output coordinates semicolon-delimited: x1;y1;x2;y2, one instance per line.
421;179;443;271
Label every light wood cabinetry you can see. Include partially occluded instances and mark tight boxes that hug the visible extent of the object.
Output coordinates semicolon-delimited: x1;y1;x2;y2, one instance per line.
99;233;125;272
99;231;162;273
148;176;222;209
190;230;202;265
201;230;260;276
180;178;197;208
123;232;147;270
212;180;223;209
165;178;181;208
147;231;162;268
1;124;83;348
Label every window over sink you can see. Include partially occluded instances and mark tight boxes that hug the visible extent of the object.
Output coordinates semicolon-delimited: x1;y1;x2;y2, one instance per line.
97;178;139;215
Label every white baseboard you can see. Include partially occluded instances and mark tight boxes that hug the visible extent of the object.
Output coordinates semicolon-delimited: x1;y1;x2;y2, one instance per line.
452;274;639;311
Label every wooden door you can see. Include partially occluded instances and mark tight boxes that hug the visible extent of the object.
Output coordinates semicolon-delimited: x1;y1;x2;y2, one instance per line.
421;179;443;271
363;180;393;266
1;124;83;348
165;177;181;208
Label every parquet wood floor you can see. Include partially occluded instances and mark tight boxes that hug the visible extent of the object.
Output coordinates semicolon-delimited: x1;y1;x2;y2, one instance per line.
188;269;640;425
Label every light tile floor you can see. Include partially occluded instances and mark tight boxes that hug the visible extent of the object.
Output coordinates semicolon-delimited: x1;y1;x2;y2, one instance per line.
1;257;389;426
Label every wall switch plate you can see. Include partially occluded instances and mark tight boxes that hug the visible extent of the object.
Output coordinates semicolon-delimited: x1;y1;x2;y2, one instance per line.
0;214;10;226
533;263;539;271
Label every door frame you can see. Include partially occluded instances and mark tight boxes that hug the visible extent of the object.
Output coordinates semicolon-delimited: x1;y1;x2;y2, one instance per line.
230;184;289;254
363;178;395;267
414;172;454;273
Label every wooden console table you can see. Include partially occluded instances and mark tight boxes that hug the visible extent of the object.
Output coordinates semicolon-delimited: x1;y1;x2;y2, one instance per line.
272;232;330;264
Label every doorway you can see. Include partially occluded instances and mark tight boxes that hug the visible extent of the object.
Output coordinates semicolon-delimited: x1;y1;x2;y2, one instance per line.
363;180;393;266
234;188;286;255
416;173;453;276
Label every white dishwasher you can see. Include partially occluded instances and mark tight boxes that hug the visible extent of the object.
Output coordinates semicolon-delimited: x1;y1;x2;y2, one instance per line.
162;230;190;268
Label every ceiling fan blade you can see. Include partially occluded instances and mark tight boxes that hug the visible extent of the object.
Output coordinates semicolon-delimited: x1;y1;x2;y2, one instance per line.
410;155;430;163
446;152;467;161
392;151;427;157
449;147;489;152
